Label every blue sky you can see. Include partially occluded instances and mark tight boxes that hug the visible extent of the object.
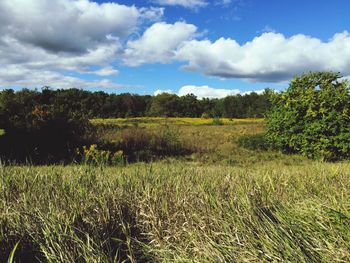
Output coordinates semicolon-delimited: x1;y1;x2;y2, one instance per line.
0;0;349;98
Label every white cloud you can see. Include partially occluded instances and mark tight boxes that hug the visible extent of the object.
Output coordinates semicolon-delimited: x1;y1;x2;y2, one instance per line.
0;0;163;89
0;65;124;89
176;31;350;82
179;85;240;98
2;0;350;89
151;0;208;9
123;22;197;66
241;89;266;95
86;67;119;77
0;0;163;53
154;86;266;99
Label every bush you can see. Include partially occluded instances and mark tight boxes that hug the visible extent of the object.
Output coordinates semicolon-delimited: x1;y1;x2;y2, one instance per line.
201;112;210;119
0;102;95;164
237;133;269;151
266;72;350;161
80;144;124;166
211;117;224;126
116;126;190;162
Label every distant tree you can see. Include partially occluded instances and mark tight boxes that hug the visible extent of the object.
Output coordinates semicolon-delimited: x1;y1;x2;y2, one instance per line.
179;94;200;117
266;72;350;161
147;93;181;117
0;87;273;130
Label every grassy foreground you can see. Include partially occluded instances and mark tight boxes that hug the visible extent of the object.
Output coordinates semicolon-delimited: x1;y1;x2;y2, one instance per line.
1;161;350;262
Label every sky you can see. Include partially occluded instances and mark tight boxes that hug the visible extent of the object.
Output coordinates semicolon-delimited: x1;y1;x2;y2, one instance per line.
0;0;349;98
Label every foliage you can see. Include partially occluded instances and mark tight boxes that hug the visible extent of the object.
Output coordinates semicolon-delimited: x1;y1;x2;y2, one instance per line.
0;90;95;163
0;88;273;121
201;112;210;119
266;72;350;161
237;133;269;151
211;117;224;126
80;144;124;166
147;93;181;117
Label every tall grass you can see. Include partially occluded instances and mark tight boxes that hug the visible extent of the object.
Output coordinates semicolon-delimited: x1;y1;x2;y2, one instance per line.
0;161;349;262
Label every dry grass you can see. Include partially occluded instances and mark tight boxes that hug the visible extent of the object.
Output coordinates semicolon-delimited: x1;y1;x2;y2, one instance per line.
91;117;264;127
1;118;349;262
0;161;349;262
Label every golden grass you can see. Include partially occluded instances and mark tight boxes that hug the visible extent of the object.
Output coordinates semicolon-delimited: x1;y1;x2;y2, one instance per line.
92;117;275;165
1;161;349;261
91;117;264;127
1;118;349;261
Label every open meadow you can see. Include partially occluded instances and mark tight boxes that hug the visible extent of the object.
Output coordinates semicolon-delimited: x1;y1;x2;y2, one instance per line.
1;118;349;262
1;0;350;261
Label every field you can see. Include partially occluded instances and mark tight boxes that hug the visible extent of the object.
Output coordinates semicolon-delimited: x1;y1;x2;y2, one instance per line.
1;118;350;262
91;117;264;127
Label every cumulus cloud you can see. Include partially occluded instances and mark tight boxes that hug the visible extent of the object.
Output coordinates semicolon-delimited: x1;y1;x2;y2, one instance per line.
2;0;350;89
0;0;163;89
0;65;124;89
0;0;163;53
155;85;266;99
123;25;350;83
151;0;208;9
90;67;119;77
123;22;197;66
176;31;350;82
179;85;240;98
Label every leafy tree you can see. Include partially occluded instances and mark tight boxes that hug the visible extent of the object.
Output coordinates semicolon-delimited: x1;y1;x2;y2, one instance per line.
0;88;272;120
266;72;350;161
147;93;181;117
0;90;93;163
179;94;200;117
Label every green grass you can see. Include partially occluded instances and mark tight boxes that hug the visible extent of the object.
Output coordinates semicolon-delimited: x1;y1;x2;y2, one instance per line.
92;117;297;166
1;118;350;262
0;161;349;262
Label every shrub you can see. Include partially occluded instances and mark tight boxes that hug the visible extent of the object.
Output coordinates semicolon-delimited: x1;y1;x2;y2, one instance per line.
80;144;124;166
201;112;210;119
0;102;95;164
237;133;269;151
266;72;350;161
116;126;190;162
211;117;224;126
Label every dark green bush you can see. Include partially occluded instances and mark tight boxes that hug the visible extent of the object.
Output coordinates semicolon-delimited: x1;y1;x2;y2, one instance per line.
266;72;350;161
237;133;269;151
211;118;224;126
0;96;95;163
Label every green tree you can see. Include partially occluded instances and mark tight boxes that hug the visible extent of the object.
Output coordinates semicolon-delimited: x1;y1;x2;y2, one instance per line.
147;93;181;117
179;94;200;117
266;72;350;161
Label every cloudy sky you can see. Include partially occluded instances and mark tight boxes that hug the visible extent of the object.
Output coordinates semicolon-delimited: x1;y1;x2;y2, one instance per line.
1;0;349;98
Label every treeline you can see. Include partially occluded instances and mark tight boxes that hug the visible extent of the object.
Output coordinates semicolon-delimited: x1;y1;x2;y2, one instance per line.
0;87;272;163
0;88;273;119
